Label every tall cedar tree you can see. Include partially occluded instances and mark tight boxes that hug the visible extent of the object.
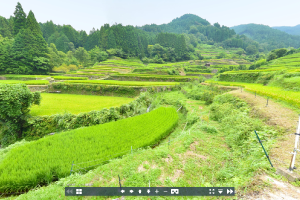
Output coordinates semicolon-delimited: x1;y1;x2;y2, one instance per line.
0;35;14;73
0;17;12;38
13;2;27;36
11;10;50;74
41;20;56;41
107;29;116;49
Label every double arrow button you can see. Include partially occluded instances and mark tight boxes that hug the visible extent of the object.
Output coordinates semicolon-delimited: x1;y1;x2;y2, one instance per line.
227;189;234;194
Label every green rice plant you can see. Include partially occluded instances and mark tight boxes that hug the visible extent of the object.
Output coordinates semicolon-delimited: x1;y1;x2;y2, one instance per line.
62;80;180;86
207;80;300;108
30;93;134;116
2;74;50;81
52;76;88;80
0;80;49;85
3;74;50;78
64;73;105;76
0;107;178;192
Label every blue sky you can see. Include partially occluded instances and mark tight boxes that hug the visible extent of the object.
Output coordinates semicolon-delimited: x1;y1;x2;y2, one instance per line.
1;0;299;33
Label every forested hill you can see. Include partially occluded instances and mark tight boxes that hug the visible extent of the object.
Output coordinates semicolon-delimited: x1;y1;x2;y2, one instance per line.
138;14;261;53
139;14;236;43
139;14;210;34
231;24;300;50
272;25;300;36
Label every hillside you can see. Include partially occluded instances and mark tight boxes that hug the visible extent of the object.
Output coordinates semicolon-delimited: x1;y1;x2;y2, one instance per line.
139;14;210;34
273;24;300;36
231;23;300;50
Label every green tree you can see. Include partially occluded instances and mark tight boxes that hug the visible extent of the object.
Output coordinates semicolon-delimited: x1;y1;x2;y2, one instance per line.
267;52;277;61
107;29;116;49
246;45;258;55
11;12;50;75
0;35;14;73
26;10;42;35
55;34;69;52
0;17;12;38
189;26;198;34
216;52;226;59
89;46;108;62
0;84;41;146
13;2;27;36
74;47;90;66
274;48;287;58
48;43;64;68
41;20;56;41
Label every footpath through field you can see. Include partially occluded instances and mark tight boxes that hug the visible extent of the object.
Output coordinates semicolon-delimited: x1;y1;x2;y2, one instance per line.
228;88;300;200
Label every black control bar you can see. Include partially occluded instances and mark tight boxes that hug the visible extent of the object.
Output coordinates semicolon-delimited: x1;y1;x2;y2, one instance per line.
65;187;235;196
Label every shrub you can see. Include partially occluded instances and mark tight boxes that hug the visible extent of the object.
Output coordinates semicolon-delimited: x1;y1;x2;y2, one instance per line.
0;84;41;146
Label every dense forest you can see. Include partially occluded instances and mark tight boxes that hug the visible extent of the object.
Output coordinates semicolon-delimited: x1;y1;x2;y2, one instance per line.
1;3;297;75
139;14;261;52
272;25;300;36
232;24;300;50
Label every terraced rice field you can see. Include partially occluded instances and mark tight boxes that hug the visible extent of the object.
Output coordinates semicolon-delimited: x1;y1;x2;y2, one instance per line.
0;107;178;193
30;93;134;116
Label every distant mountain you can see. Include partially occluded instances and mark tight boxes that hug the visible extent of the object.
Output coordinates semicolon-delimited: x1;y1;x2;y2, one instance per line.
139;14;210;34
231;24;300;50
139;14;259;52
272;25;300;36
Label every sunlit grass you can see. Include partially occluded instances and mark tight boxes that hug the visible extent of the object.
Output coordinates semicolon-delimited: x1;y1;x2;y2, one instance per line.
0;80;49;85
30;93;134;116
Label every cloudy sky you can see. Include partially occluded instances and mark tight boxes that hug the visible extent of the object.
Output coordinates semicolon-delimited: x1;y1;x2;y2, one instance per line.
1;0;299;33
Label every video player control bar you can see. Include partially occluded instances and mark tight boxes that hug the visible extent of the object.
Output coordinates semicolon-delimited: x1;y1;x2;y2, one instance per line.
65;187;235;196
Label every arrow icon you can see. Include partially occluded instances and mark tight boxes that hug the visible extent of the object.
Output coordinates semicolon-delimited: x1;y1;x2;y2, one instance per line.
227;189;233;194
121;190;125;193
130;190;134;193
218;189;223;194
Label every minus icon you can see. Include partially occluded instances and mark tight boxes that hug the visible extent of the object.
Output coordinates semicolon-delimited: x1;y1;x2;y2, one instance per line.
164;191;168;192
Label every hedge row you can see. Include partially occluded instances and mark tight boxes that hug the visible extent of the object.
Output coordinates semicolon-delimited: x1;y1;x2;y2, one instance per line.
109;75;198;82
48;82;180;97
218;72;261;83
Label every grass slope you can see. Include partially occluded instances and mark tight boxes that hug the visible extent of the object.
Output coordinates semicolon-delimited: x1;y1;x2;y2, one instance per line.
30;93;134;116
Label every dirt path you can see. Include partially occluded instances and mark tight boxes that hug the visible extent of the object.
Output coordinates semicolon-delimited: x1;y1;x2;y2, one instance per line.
229;89;300;199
